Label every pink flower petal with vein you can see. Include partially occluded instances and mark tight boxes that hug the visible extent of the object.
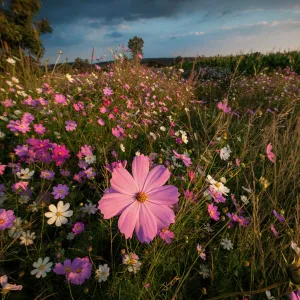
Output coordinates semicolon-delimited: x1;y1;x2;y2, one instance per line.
143;165;170;192
132;155;149;191
147;185;180;205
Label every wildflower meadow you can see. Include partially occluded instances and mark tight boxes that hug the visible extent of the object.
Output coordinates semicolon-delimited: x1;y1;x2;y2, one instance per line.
0;52;299;299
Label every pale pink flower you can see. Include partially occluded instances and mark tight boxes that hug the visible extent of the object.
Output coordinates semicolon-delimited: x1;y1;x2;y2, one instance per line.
98;155;180;243
266;143;275;163
0;275;22;292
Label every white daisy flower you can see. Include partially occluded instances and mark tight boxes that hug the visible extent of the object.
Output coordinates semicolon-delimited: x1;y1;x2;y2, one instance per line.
96;264;110;282
242;186;252;193
16;168;34;180
44;201;73;227
85;154;96;164
220;145;232;161
220;238;233;250
31;257;53;278
20;231;36;246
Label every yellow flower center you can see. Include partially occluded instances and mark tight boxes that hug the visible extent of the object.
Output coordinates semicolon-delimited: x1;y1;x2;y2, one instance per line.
39;265;45;270
76;225;81;230
56;212;62;217
215;183;221;188
65;267;71;273
136;192;147;203
161;228;167;233
0;219;4;224
76;268;82;273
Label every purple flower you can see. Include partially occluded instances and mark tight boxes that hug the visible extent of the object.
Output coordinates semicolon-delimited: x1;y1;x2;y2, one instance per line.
273;210;285;223
52;184;69;200
217;101;231;113
40;170;55;180
0;209;16;230
172;150;192;167
72;222;85;236
207;186;226;203
65;120;77;132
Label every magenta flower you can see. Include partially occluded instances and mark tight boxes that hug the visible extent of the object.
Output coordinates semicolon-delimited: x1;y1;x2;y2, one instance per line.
65;120;77;132
103;87;113;96
266;143;275;163
105;160;127;173
207;186;226;203
172;150;192;167
290;291;300;300
98;118;105;126
159;227;174;243
52;184;69;200
54;94;67;105
0;164;6;175
0;209;16;230
72;222;85;235
34;124;46;135
98;155;180;243
207;203;220;221
217;101;231;113
196;244;206;260
52;145;70;166
53;259;72;275
40;170;55;180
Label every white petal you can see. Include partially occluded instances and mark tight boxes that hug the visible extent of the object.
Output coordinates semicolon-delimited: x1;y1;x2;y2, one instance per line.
30;269;39;275
48;204;57;213
55;217;62;227
59;216;68;224
57;201;64;211
62;210;73;217
44;212;54;218
61;203;70;212
47;216;57;225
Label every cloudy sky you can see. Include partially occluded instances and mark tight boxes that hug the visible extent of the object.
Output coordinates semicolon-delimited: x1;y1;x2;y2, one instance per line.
38;0;300;63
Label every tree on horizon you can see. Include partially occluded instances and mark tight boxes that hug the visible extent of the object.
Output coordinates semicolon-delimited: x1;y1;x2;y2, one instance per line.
0;0;52;59
128;36;144;59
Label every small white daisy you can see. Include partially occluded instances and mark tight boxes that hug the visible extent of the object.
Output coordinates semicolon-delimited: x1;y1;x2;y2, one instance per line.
6;58;16;65
44;201;73;227
220;238;233;250
20;231;36;246
96;264;110;282
31;257;53;278
220;145;232;161
199;264;210;279
16;168;34;180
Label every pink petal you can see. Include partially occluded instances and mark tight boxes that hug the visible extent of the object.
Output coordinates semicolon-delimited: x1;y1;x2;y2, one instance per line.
111;167;138;195
135;204;158;243
98;193;135;219
132;155;149;191
147;185;179;205
118;202;140;238
145;202;175;228
143;165;170;193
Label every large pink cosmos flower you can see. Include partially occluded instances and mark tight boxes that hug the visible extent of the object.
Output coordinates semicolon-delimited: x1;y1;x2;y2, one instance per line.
98;155;180;243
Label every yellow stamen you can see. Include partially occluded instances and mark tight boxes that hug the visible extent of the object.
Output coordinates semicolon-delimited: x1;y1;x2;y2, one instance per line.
136;192;147;203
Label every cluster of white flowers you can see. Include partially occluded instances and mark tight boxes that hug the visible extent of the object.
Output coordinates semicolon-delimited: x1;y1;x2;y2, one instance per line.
206;175;230;195
122;253;142;274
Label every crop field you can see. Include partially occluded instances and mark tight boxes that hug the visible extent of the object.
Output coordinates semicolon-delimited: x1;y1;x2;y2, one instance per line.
0;53;299;299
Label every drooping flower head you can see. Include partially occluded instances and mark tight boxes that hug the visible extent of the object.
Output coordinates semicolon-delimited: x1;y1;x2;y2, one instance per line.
98;155;180;243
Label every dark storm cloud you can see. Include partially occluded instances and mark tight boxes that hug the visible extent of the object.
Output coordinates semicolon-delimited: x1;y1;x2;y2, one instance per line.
39;0;300;26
